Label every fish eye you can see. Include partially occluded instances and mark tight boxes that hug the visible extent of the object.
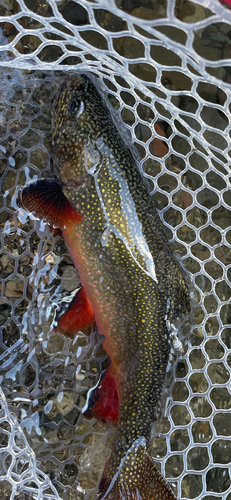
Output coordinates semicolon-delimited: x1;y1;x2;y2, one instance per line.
68;100;78;113
68;100;84;117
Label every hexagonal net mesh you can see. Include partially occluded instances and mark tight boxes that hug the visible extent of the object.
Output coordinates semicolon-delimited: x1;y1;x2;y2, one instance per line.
0;0;231;498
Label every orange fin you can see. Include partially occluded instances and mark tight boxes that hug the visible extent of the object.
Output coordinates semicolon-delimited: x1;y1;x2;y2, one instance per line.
98;438;177;499
83;365;119;423
55;287;95;336
20;179;81;229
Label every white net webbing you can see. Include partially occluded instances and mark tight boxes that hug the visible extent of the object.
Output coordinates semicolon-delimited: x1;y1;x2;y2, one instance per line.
0;387;62;499
0;0;231;498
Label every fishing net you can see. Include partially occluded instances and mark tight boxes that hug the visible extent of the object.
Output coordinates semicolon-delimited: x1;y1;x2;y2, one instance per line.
0;0;231;498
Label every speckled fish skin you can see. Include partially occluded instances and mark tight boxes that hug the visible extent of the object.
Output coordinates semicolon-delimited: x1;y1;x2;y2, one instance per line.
28;74;190;499
51;74;190;499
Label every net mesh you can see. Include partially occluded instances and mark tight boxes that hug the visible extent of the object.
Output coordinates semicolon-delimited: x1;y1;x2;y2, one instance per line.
0;0;231;498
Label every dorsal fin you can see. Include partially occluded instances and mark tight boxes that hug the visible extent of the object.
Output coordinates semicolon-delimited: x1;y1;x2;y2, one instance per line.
20;179;81;229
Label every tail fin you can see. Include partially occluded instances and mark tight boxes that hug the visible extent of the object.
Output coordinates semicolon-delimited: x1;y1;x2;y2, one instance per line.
97;438;177;500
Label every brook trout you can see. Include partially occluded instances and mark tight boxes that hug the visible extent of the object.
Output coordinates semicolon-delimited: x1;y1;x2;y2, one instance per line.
21;74;190;499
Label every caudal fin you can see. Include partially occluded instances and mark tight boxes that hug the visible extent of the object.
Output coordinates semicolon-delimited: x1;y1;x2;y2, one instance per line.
97;438;177;500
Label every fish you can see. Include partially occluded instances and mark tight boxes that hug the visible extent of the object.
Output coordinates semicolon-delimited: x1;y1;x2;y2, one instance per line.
20;74;190;499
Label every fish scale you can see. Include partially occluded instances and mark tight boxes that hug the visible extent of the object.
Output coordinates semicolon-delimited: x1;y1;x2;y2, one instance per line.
21;74;190;499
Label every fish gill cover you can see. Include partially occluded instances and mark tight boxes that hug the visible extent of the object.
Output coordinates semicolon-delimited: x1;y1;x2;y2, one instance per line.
0;0;231;499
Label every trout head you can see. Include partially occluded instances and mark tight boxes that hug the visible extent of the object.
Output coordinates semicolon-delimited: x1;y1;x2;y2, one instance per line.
52;74;111;189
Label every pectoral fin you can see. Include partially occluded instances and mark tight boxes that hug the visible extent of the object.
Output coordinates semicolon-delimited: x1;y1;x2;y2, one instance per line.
83;365;119;423
55;286;95;336
20;179;81;229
